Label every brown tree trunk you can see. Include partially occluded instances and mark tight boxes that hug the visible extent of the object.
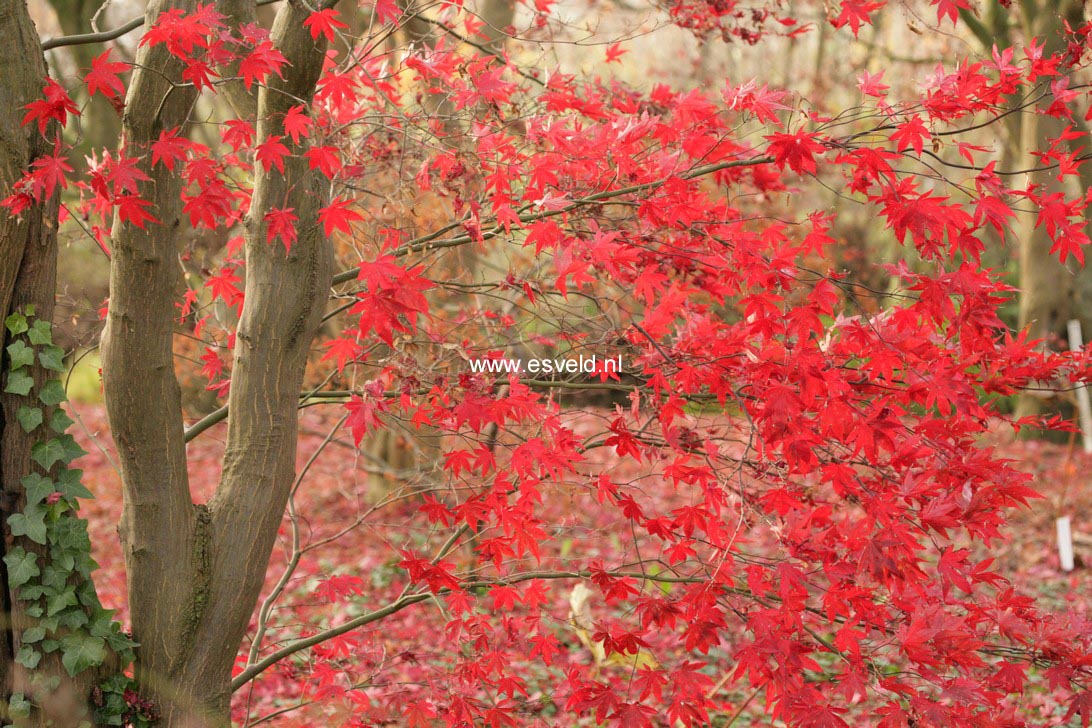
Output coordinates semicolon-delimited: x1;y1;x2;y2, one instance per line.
98;0;206;719
99;0;332;723
961;0;1092;429
178;1;332;719
1008;0;1092;427
0;1;98;724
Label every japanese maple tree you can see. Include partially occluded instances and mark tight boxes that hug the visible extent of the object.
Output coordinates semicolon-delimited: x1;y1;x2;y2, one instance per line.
1;0;1091;726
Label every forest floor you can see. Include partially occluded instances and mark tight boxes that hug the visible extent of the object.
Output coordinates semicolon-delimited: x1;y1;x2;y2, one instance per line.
65;402;1091;726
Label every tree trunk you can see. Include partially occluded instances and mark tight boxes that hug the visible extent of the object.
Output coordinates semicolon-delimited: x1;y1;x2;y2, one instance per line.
1009;0;1092;428
178;1;332;718
99;0;331;722
0;1;97;724
98;0;206;719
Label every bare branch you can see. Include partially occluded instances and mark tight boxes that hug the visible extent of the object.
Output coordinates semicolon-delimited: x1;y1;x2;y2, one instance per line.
40;0;281;51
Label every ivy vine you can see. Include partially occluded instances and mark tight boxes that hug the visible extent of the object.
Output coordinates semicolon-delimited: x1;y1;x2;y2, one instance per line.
2;308;156;727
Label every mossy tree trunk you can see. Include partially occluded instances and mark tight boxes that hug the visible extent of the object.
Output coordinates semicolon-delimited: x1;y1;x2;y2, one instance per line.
0;1;104;724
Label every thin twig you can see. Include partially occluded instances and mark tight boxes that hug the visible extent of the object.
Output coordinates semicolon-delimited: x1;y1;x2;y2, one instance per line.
41;0;283;50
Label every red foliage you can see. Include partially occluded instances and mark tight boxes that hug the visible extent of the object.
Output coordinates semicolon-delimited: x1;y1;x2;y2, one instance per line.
8;1;1092;725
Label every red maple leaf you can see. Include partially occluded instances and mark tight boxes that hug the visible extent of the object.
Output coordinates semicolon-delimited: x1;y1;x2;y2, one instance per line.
115;195;158;229
372;0;402;24
314;574;365;603
29;151;73;199
932;0;970;26
221;118;255;150
282;105;312;144
1065;691;1092;728
22;79;79;135
85;50;128;99
318;197;364;237
402;701;438;728
263;206;298;252
239;41;287;90
151;128;190;171
345;390;388;445
832;0;884;37
766;130;825;175
891;115;930;155
255;135;289;172
306;145;341;178
303;8;348;42
321;336;362;374
604;42;627;63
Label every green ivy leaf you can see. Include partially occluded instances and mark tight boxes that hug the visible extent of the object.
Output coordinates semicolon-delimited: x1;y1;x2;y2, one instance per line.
50;407;74;433
46;588;77;617
5;312;28;336
9;691;31;719
41;564;68;591
38;379;66;406
31;439;65;470
58;609;88;631
38;345;65;372
54;552;76;573
27;319;52;346
20;585;46;600
55;468;93;501
4;370;33;396
48;512;91;554
55;434;87;465
16;406;43;433
15;644;40;670
8;508;47;545
95;677;130;726
89;611;117;639
22;627;46;644
60;634;105;676
21;473;53;506
3;548;39;588
105;630;139;653
76;580;100;609
7;340;34;369
59;479;93;503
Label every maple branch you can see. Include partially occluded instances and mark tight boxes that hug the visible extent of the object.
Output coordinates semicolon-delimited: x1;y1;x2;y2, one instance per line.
232;590;434;690
330;155;774;285
232;570;625;690
39;0;282;51
230;563;1061;693
415;14;544;86
183;379;723;444
245;413;347;667
230;568;759;691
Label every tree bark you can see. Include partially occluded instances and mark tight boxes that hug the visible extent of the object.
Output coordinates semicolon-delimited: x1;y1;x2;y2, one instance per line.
0;1;95;724
181;0;332;720
98;0;205;721
99;0;332;723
